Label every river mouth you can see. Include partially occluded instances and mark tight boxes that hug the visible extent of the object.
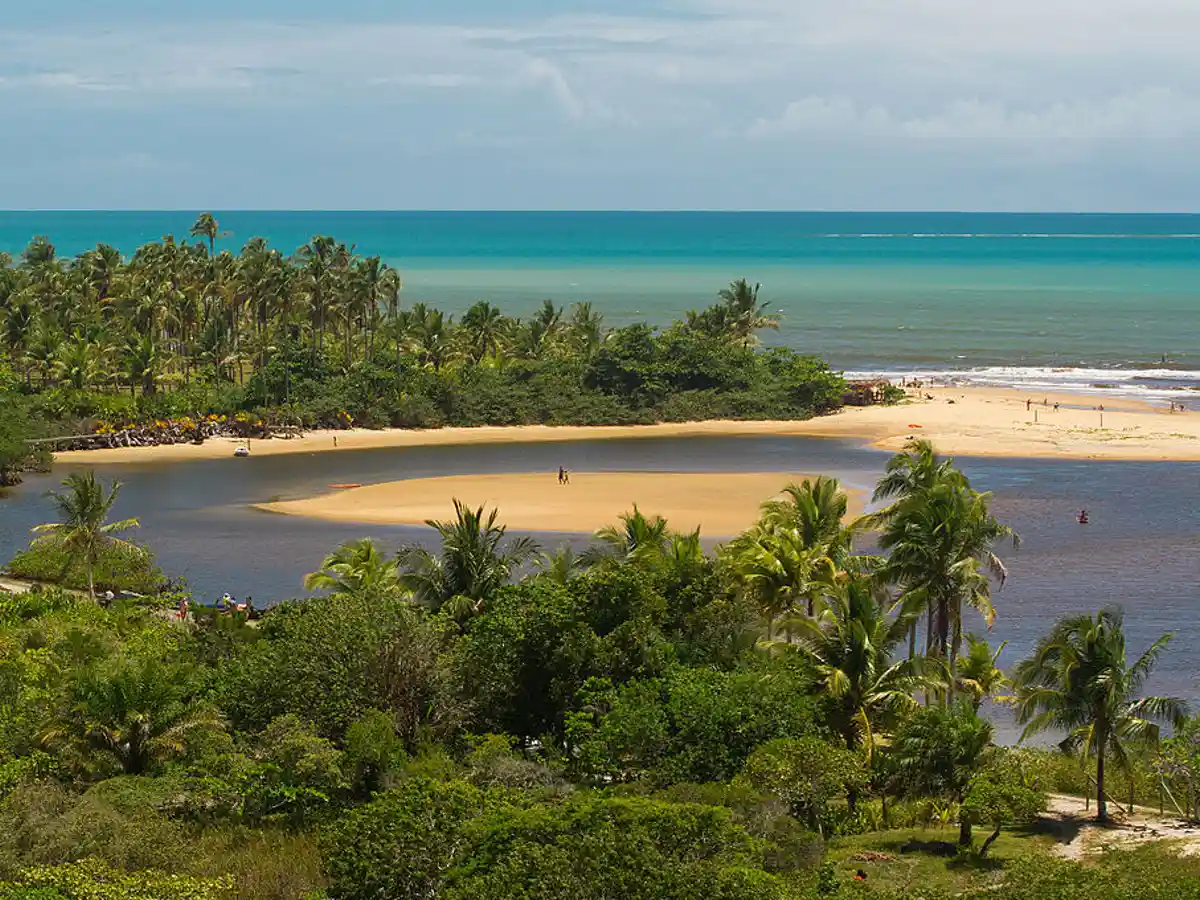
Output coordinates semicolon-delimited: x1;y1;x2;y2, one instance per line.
2;435;1198;714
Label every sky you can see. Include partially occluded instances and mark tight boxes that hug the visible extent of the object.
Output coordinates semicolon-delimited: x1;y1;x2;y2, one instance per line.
3;0;1200;211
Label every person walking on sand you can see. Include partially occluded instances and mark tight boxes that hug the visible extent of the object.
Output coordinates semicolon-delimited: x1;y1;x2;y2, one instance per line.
563;468;571;485
557;467;565;485
1026;398;1032;411
333;436;338;448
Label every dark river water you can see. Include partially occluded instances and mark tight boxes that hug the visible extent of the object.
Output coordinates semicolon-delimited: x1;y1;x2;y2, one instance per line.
2;436;1198;713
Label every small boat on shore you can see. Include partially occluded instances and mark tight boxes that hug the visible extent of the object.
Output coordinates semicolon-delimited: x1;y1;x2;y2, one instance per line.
234;446;250;458
328;483;362;490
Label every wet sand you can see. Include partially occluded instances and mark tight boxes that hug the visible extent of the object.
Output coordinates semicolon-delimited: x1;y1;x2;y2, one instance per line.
256;471;864;537
53;386;1200;467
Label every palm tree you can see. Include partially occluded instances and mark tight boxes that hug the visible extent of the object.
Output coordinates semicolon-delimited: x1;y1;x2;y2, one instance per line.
122;333;169;396
871;439;966;509
725;477;862;631
51;331;110;390
1013;607;1188;821
535;545;586;585
956;635;1010;712
717;278;779;346
189;212;224;257
304;538;402;596
567;302;605;358
581;505;670;568
398;500;539;618
40;656;225;776
460;300;510;362
31;471;142;599
791;575;938;759
879;477;1018;681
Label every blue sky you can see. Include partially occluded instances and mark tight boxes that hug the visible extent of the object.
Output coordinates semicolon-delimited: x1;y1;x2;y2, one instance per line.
4;1;1199;210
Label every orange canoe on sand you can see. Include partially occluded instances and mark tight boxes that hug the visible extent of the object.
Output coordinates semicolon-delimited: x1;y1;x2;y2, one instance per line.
328;483;362;490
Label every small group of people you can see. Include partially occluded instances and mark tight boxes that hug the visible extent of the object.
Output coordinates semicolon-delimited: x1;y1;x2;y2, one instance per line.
557;466;571;485
217;592;254;615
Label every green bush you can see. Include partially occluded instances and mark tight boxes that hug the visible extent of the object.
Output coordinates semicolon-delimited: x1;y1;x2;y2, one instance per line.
0;860;232;900
321;778;514;900
445;795;791;900
6;540;166;596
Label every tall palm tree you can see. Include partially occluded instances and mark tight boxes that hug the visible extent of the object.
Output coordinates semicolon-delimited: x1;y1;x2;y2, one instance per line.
189;212;224;257
398;500;539;618
304;538;403;596
791;575;937;759
871;439;966;509
879;477;1018;681
1013;607;1188;821
40;656;225;776
31;471;141;599
459;300;510;363
122;333;169;396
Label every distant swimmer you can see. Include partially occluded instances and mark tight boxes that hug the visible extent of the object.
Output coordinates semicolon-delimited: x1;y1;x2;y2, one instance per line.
1077;509;1089;525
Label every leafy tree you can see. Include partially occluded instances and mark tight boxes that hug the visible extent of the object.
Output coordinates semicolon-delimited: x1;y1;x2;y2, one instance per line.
0;390;40;487
444;795;788;900
31;472;141;600
304;538;402;596
566;662;819;785
1013;607;1188;821
961;754;1047;857
737;736;865;836
893;701;995;848
322;777;512;900
218;590;446;744
399;501;539;618
1156;713;1200;821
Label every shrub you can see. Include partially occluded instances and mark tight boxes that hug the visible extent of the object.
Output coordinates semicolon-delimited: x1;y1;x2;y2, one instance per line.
6;541;166;596
0;860;232;900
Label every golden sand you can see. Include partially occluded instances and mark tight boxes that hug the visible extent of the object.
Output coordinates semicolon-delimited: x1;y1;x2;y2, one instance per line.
54;386;1200;467
256;472;863;537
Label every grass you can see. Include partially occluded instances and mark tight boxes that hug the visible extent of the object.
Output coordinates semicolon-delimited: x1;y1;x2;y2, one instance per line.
824;826;1058;896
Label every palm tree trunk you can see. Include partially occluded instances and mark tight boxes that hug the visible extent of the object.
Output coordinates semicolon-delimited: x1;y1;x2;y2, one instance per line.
958;817;972;848
1097;744;1108;821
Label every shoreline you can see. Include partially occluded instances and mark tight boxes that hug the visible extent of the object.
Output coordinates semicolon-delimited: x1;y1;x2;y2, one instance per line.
256;471;864;537
51;386;1200;467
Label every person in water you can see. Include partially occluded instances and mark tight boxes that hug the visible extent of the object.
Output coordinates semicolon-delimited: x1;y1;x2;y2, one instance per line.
1078;509;1089;524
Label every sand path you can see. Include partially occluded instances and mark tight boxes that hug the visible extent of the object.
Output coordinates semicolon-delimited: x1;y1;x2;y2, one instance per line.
1043;794;1200;860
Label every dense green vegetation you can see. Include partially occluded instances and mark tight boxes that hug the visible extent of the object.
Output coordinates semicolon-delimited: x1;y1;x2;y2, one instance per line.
1;442;1196;899
0;217;869;479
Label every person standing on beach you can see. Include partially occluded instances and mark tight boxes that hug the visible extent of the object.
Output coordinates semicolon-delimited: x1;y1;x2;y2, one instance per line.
557;467;565;484
333;436;338;448
1026;399;1031;411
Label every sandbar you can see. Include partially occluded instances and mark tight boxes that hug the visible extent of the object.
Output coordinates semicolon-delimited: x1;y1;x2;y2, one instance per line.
53;386;1200;466
256;472;862;537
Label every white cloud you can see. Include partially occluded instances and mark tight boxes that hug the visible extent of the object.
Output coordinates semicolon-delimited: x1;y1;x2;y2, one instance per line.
4;1;1200;207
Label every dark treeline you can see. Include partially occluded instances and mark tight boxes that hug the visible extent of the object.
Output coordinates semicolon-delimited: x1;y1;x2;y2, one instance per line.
0;214;876;482
1;444;1196;899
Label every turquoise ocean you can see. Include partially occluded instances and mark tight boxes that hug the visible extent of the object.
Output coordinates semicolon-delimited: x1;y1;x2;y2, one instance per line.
2;211;1199;405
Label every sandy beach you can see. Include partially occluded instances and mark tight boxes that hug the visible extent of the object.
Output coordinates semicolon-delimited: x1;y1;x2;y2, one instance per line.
257;472;861;537
54;386;1200;468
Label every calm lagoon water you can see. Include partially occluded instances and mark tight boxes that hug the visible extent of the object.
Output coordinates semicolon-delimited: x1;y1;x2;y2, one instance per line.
2;436;1197;711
